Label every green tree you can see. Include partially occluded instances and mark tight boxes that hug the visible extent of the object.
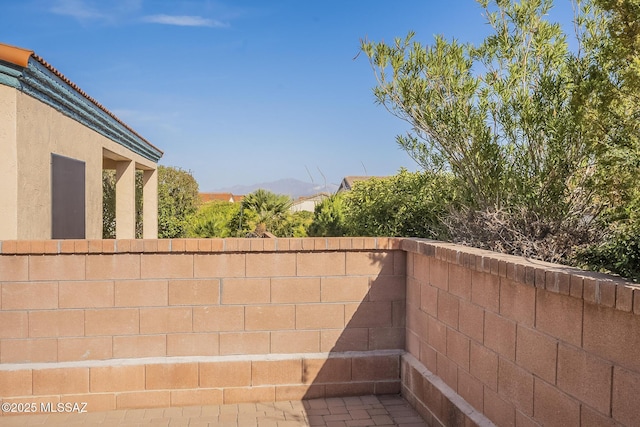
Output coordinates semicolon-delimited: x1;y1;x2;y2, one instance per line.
361;0;639;264
343;170;454;239
308;194;348;237
157;166;200;238
187;201;240;238
273;211;314;237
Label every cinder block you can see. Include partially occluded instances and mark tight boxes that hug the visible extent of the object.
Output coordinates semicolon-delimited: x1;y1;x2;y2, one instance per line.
193;306;244;332
612;366;640;426
420;342;438;373
0;370;32;396
115;280;168;307
303;358;352;384
429;259;449;290
0;256;28;281
583;302;640;372
484;312;516;361
344;301;392;328
498;358;534;416
0;311;28;338
200;361;251;388
298;252;346;276
436;352;458;391
437;290;459;329
194;253;246;278
90;365;145;392
458;300;484;343
29;255;85;281
167;332;219;356
516;326;558;384
28;310;84;337
116;391;170;409
2;281;57;310
320;328;368;352
369;275;405;302
140;307;192;334
146;363;198;389
457;369;483;412
219;332;269;355
0;338;57;363
448;264;472;301
428;316;447;354
58;336;112;361
484;387;516;427
420;282;438;315
557;343;612;415
471;271;500;313
320;277;369;302
500;278;535;326
252;359;302;385
168;279;220;306
533;378;580;426
85;308;139;336
245;305;295;330
246;253;296;277
324;382;375;398
271;330;320;353
33;367;89;395
536;290;583;348
446;329;470;370
271;277;321;303
59;281;114;308
346;251;395;276
222;278;270;304
140;254;193;279
112;335;166;358
581;404;619;427
413;253;429;281
470;341;498;390
85;254;140;280
369;327;405;350
296;303;344;329
351;356;399;381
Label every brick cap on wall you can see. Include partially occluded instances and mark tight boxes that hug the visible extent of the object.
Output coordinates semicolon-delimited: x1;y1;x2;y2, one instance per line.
402;238;640;313
0;238;402;255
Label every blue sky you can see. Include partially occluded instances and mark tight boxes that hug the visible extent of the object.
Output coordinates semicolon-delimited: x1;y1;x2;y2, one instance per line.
1;0;576;191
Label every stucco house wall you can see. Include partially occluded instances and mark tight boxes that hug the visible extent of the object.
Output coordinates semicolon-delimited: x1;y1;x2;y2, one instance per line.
0;42;162;240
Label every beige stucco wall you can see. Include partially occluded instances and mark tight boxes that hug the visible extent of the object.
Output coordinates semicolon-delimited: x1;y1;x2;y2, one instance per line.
0;85;18;239
4;88;157;240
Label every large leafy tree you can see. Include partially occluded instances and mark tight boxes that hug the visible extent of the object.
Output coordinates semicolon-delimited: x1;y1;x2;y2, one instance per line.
361;0;639;263
157;166;200;238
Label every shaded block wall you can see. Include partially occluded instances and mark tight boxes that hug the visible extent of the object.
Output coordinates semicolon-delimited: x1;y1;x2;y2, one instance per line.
402;239;640;427
0;237;405;414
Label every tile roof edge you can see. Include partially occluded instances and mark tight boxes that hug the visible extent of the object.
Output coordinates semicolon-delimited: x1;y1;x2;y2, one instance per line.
0;42;163;158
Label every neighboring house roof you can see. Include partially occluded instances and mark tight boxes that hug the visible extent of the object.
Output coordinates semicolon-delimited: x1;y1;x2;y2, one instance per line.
200;193;244;203
0;42;163;163
289;193;330;213
337;176;384;193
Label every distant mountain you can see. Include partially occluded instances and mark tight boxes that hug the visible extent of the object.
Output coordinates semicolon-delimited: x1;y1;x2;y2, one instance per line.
213;178;338;199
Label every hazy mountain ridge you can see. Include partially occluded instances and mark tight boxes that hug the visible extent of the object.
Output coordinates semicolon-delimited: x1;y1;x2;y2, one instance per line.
212;178;338;199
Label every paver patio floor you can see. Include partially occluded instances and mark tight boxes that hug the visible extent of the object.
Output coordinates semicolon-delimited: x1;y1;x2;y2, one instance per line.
0;394;427;426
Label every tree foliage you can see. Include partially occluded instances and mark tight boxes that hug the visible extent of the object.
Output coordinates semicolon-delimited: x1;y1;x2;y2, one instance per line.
187;201;240;238
361;0;639;265
230;189;293;237
308;195;348;237
157;166;200;238
343;170;454;238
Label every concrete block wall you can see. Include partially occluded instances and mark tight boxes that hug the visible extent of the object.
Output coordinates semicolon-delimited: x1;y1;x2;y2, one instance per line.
402;238;640;427
0;238;406;414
